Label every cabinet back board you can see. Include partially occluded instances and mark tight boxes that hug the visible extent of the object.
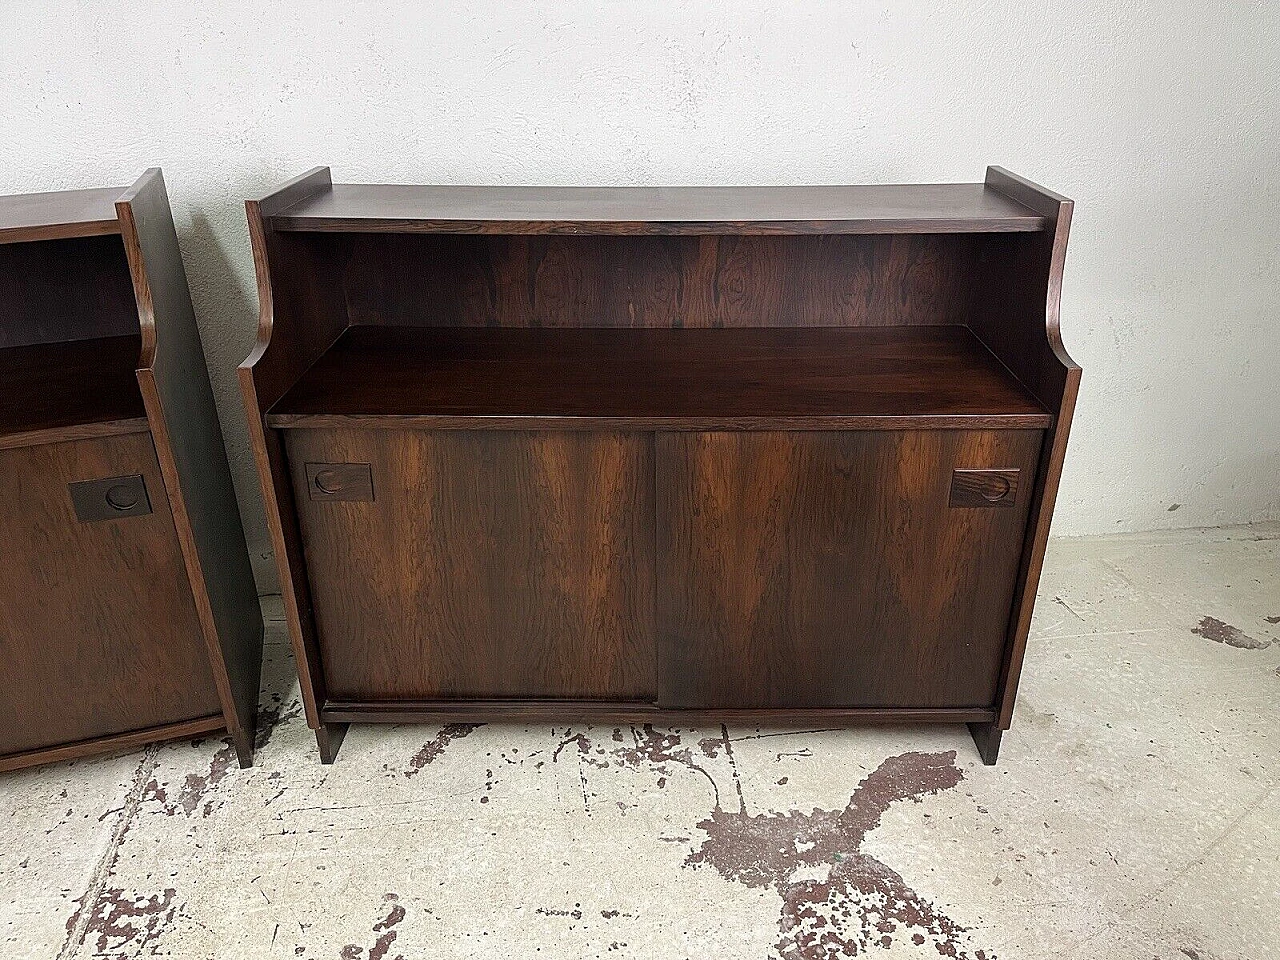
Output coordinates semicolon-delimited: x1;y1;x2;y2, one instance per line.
0;234;141;348
271;231;1013;331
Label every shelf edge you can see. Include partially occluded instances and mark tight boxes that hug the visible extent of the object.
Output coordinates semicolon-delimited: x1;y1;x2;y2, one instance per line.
266;412;1054;432
0;416;151;452
269;216;1049;236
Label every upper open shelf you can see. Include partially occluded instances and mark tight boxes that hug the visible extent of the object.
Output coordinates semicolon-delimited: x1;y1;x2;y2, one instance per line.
0;336;147;447
266;183;1049;236
267;325;1052;431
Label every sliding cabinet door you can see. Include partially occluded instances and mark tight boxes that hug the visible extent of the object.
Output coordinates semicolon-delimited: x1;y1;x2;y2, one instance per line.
656;430;1042;709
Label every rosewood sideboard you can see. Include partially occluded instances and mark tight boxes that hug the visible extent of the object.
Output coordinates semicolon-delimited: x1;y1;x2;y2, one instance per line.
0;171;262;772
242;166;1078;764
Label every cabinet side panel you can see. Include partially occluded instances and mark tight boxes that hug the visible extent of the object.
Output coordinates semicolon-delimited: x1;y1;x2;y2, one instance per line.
284;428;656;700
119;171;263;763
0;434;221;755
656;430;1042;709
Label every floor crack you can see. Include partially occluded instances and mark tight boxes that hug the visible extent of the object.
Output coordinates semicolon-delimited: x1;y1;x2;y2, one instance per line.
57;745;160;960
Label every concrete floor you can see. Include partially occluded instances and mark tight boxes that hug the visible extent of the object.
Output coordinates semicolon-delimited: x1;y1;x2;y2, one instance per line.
2;525;1277;959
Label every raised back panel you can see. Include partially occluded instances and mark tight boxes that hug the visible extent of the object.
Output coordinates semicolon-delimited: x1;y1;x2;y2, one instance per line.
0;235;140;348
283;232;985;329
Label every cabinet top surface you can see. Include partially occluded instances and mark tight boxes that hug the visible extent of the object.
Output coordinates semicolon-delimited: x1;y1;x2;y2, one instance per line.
268;183;1048;235
0;187;125;244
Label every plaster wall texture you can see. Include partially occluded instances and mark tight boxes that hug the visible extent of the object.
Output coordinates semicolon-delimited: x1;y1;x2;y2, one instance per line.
2;1;1277;590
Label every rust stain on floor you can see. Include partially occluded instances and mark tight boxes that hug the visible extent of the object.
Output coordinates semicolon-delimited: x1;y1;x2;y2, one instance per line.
686;751;989;959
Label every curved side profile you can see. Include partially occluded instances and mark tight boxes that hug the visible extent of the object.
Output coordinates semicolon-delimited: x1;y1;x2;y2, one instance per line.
966;166;1081;762
239;166;351;761
117;168;264;767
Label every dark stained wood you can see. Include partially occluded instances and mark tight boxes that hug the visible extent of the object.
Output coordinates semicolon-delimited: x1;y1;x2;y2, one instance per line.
68;473;153;522
0;433;223;758
322;701;996;725
268;326;1051;430
0;173;263;773
0;186;125;244
243;169;348;409
118;169;264;767
239;168;349;758
656;430;1042;709
968;720;1003;765
0;418;152;453
242;167;1079;764
0;336;146;446
949;468;1021;508
314;720;347;765
0;715;225;775
269;183;1048;235
0;234;140;347
303;462;374;502
285;429;656;701
972;167;1081;736
314;232;982;329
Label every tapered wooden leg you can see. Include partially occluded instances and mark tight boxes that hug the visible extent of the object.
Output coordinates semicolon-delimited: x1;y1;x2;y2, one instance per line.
230;726;254;769
315;721;349;764
968;721;1003;765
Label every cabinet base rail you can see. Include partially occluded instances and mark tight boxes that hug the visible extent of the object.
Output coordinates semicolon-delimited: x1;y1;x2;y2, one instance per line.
314;701;1005;765
0;714;226;774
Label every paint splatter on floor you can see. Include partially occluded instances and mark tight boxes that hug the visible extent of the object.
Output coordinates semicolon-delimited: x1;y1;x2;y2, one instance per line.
143;739;237;818
1192;616;1271;650
404;723;484;777
337;894;406;960
686;751;990;959
16;529;1280;958
71;887;182;956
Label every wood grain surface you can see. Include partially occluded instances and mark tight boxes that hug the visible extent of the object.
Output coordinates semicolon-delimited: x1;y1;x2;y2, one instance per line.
0;335;146;446
656;430;1042;709
297;232;982;330
267;325;1051;429
0;433;221;758
0;186;125;244
268;182;1047;235
0;234;140;347
285;428;656;701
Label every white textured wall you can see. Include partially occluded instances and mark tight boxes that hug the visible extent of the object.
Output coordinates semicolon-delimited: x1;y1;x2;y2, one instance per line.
3;2;1277;590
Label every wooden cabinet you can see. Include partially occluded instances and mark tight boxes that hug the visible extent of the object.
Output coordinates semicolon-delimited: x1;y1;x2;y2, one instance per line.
0;173;262;772
242;167;1079;764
